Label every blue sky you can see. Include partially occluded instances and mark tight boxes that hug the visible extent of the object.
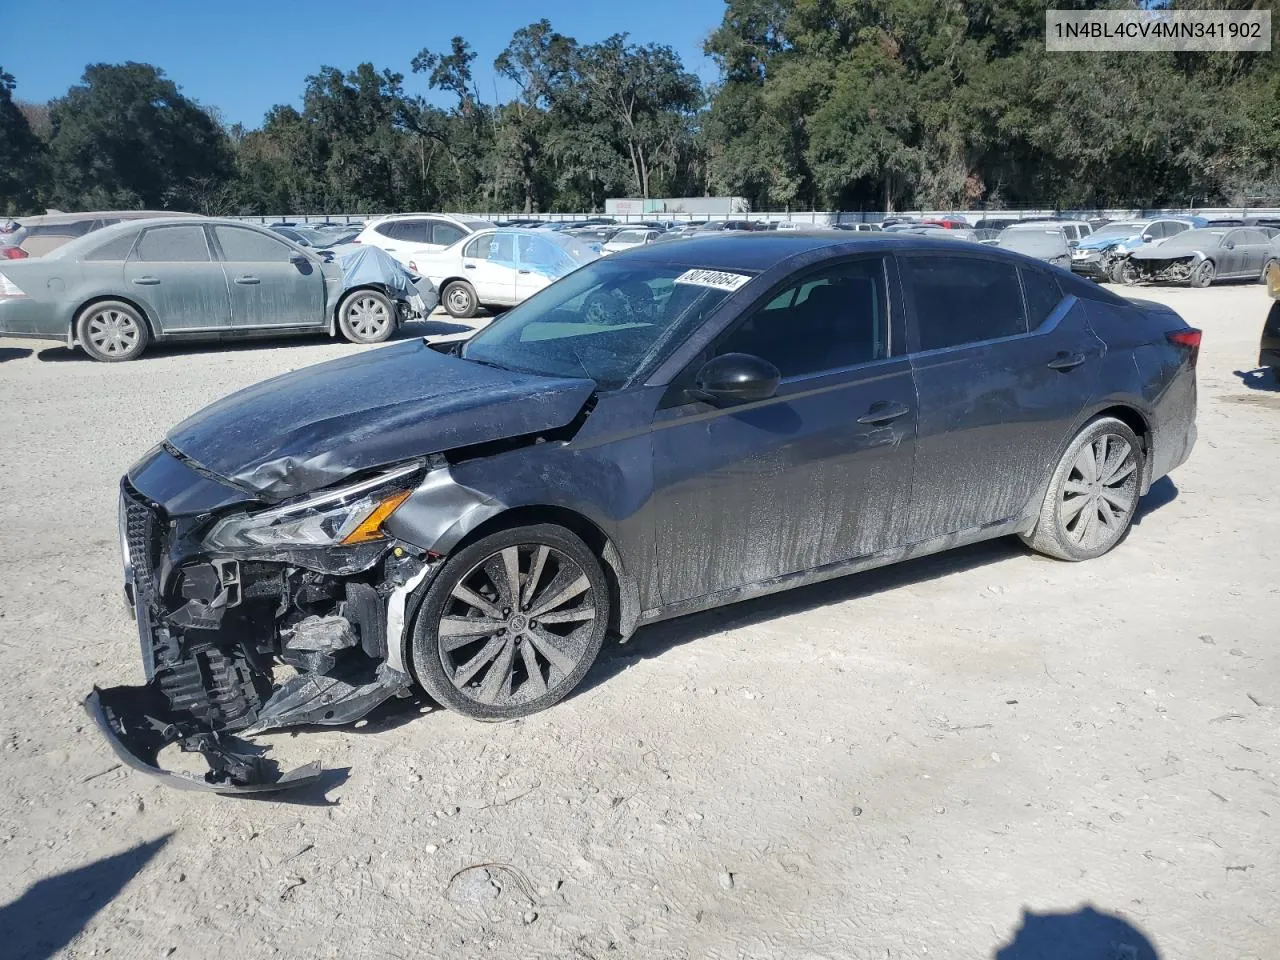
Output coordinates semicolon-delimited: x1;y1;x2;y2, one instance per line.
2;0;727;127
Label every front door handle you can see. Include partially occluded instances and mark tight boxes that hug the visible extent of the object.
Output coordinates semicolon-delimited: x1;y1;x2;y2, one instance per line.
464;263;476;270
234;276;261;285
856;401;911;425
132;276;160;285
518;269;532;275
1047;351;1086;371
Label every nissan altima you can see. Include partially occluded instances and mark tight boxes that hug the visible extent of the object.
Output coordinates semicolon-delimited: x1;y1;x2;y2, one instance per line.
86;233;1200;792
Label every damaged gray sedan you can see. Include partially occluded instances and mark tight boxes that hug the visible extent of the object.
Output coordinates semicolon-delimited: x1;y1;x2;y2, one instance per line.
1122;226;1278;287
88;233;1200;792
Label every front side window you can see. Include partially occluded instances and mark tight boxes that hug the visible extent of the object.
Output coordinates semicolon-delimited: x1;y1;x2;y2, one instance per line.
902;255;1027;351
718;258;889;378
132;226;211;262
463;259;738;389
214;226;295;262
1164;221;1189;237
465;233;515;264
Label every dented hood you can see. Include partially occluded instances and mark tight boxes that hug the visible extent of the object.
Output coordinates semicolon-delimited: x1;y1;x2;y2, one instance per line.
166;339;596;501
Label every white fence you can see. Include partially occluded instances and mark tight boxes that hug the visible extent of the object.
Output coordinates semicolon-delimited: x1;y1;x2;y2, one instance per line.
231;206;1280;227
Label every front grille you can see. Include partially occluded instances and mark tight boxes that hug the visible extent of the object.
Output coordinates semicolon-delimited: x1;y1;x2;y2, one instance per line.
121;481;163;605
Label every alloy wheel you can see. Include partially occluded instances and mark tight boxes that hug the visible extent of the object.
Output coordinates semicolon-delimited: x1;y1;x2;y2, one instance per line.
345;295;390;339
436;543;600;707
1060;433;1139;551
86;309;141;357
447;286;473;314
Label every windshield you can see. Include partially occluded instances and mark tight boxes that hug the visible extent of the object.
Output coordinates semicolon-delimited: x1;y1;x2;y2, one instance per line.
1092;222;1145;239
999;229;1068;256
463;259;743;389
1157;230;1225;251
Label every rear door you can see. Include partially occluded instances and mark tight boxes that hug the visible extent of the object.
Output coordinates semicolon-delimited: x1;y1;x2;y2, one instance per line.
461;233;518;305
123;224;232;333
651;254;918;603
210;225;325;329
1236;229;1272;276
514;233;566;302
898;252;1104;541
1218;229;1249;277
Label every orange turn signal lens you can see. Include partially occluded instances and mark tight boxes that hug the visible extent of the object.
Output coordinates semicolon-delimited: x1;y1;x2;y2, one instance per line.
341;490;413;545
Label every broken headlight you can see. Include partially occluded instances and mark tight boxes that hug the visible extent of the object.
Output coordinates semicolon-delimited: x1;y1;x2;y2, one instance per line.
203;462;422;553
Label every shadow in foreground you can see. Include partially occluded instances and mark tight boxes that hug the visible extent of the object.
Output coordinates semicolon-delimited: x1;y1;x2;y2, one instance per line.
1234;367;1280;392
994;905;1160;959
0;834;170;960
0;347;32;362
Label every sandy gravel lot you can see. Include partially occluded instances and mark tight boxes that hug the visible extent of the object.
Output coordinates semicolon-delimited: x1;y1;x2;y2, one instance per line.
0;285;1276;960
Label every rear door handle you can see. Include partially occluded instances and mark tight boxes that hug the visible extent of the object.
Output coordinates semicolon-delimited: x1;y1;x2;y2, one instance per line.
1047;351;1086;371
518;269;532;274
464;263;476;270
856;401;911;425
234;276;261;285
132;276;160;285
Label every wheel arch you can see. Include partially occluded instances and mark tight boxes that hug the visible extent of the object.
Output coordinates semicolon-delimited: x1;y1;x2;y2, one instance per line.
69;294;157;347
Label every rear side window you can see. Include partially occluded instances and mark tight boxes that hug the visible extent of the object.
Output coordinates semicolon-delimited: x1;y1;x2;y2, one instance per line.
902;255;1027;351
132;226;211;262
214;226;294;262
1164;221;1189;237
1021;267;1065;328
85;232;138;261
432;222;466;246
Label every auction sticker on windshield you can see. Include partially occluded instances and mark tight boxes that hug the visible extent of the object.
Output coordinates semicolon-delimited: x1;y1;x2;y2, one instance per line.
675;268;753;291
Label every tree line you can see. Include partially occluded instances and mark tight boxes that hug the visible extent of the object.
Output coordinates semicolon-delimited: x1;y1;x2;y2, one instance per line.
2;2;1277;218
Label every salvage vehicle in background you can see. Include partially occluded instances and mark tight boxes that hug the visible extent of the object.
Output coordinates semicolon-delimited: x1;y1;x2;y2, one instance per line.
1070;217;1205;283
411;227;598;318
0;217;437;360
353;213;493;269
1123;227;1278;287
1003;218;1092;245
0;210;203;259
997;226;1072;269
602;228;663;253
85;232;1199;792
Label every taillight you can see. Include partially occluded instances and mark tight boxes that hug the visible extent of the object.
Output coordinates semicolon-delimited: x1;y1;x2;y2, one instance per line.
409;261;417;272
1167;328;1202;365
1;246;28;260
0;271;27;298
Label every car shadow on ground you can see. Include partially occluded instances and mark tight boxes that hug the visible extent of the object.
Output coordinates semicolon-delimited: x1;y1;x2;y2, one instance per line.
34;318;476;363
1132;475;1178;526
582;536;1023;697
992;904;1160;959
0;346;32;362
0;834;170;960
1233;367;1280;392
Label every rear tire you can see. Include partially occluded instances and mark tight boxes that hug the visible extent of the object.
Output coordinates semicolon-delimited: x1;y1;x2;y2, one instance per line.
1261;258;1278;285
337;289;396;343
1189;259;1215;288
76;300;150;362
442;281;478;319
1021;417;1144;562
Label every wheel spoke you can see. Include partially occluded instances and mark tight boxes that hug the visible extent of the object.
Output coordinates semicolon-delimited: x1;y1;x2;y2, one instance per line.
438;615;503;648
1076;504;1096;544
1100;440;1132;483
1104;460;1136;485
529;573;589;617
1061;493;1090;521
1074;444;1098;483
450;583;504;620
520;545;549;609
452;634;507;687
525;626;580;676
476;638;516;704
1063;481;1091;496
501;547;521;609
537;605;595;625
1100;487;1133;513
518;640;547;697
1096;498;1116;528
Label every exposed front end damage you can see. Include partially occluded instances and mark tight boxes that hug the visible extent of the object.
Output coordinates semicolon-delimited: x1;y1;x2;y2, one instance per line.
89;469;444;793
1071;244;1129;282
1124;255;1197;284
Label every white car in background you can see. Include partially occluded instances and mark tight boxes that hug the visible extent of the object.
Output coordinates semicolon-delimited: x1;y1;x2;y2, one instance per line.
602;228;662;254
410;228;599;318
353;213;493;269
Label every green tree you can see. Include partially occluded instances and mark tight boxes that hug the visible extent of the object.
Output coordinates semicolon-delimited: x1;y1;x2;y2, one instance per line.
46;62;233;211
0;69;49;215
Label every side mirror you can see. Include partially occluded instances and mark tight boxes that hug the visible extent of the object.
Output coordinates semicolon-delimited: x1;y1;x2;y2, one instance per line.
1068;239;1078;248
1225;241;1235;250
289;252;308;265
1141;234;1154;243
693;353;780;406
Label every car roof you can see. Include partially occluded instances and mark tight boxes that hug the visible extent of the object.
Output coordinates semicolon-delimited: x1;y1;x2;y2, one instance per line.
16;210;203;227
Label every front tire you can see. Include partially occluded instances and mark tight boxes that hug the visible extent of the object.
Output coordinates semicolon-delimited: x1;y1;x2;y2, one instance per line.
1118;260;1140;285
76;300;151;362
1260;258;1278;285
441;280;478;319
338;289;395;343
1021;417;1145;562
1189;259;1215;288
411;524;610;720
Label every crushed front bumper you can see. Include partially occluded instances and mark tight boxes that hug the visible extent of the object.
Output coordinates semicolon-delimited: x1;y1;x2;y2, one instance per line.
87;478;438;794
